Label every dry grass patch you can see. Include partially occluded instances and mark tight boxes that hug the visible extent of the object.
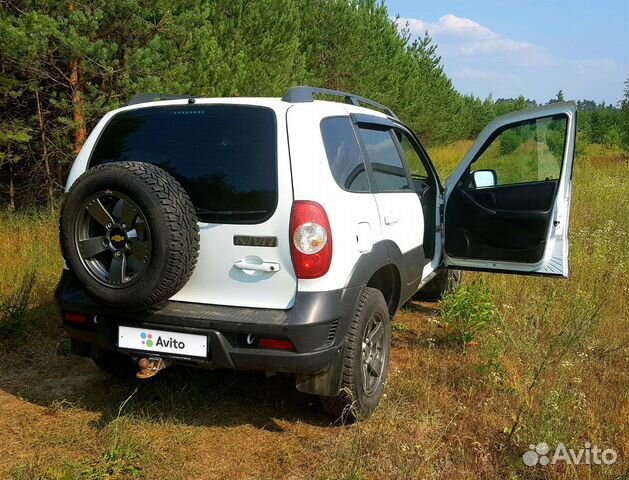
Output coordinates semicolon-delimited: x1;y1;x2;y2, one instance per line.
0;146;628;478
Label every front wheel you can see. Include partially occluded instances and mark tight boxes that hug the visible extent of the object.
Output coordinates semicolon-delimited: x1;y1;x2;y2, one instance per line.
413;269;463;301
319;287;391;422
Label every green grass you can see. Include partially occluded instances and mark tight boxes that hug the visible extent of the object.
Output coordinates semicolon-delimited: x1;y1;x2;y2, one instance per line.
439;279;496;348
0;210;61;298
428;142;629;475
0;210;61;348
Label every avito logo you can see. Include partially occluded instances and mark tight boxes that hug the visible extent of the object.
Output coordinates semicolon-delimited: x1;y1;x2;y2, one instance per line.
523;442;617;467
140;331;186;350
140;331;154;347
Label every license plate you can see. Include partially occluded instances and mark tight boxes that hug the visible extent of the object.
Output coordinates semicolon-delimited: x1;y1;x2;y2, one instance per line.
118;326;207;358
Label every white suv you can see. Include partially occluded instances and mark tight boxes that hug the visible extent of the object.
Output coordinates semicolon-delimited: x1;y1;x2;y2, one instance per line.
56;86;577;420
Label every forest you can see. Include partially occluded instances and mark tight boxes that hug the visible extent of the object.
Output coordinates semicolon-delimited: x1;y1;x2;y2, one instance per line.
1;0;628;210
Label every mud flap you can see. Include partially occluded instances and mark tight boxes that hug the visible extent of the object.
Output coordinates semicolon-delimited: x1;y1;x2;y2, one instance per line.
295;344;345;396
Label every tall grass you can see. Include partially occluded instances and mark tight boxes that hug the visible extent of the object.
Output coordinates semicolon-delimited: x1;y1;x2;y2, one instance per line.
0;210;61;300
0;210;61;346
426;139;473;180
428;142;629;475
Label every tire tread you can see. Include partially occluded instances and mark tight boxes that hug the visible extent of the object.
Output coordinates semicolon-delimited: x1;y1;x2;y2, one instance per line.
60;161;200;310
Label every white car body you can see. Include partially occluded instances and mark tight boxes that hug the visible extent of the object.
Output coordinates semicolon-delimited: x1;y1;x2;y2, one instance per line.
66;93;576;313
58;87;577;405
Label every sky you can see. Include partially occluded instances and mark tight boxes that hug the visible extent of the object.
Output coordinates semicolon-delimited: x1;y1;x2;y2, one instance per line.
386;0;629;104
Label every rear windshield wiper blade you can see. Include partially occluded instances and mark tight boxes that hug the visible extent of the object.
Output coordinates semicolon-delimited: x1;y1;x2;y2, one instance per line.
195;208;268;215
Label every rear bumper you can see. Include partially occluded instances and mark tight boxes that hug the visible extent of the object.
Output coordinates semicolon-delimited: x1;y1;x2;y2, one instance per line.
56;270;359;374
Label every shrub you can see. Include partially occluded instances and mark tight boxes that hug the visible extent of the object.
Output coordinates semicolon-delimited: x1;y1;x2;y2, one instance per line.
546;128;566;159
440;279;496;348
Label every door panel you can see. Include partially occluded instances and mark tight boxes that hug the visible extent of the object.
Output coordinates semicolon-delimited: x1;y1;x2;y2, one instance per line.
412;178;437;259
472;181;558;211
445;182;557;263
355;125;424;291
442;102;577;277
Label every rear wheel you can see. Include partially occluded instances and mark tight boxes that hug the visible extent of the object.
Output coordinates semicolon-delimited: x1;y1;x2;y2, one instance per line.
319;287;391;422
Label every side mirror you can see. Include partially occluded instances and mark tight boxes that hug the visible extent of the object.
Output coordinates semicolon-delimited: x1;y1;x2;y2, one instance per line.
471;169;497;188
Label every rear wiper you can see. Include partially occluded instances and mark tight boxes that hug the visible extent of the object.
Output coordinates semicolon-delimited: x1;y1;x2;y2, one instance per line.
195;208;268;215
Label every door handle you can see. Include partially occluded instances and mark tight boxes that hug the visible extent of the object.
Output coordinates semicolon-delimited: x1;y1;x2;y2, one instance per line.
234;260;281;272
384;215;399;226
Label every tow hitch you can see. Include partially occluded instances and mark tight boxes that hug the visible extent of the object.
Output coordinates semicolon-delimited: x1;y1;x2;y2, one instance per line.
136;357;168;379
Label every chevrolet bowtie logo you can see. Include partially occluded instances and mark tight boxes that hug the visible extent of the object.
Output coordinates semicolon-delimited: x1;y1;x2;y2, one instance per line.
111;235;125;243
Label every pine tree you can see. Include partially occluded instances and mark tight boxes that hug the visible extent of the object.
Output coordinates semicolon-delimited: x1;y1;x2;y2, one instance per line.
0;1;626;209
548;89;565;104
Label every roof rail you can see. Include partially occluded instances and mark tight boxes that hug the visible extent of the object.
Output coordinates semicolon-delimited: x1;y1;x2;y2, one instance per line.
282;86;398;119
128;93;193;106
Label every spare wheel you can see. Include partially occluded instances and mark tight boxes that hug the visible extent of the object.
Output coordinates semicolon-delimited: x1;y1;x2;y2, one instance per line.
60;161;200;311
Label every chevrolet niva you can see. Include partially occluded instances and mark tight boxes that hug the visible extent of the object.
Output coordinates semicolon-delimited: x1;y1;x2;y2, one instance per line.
57;87;576;420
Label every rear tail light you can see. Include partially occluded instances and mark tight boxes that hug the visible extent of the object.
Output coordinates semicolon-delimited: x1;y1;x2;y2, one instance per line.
290;201;332;279
259;338;294;350
62;311;89;324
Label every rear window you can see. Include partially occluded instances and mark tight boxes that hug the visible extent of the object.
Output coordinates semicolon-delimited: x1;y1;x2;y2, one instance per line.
320;117;370;192
89;105;277;224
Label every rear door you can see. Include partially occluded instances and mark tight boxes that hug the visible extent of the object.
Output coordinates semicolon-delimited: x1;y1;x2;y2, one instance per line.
88;102;296;308
353;117;425;296
441;102;577;277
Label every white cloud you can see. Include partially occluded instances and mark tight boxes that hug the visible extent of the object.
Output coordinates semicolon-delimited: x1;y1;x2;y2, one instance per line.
402;14;498;41
454;67;521;84
396;14;553;67
394;13;629;102
574;58;628;76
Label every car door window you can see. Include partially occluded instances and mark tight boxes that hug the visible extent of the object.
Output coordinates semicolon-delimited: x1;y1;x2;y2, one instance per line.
467;116;567;188
358;127;410;192
395;130;429;179
321;117;370;192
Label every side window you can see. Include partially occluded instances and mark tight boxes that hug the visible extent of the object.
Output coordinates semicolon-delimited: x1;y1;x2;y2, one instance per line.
358;127;410;192
321;117;370;192
395;130;429;179
468;116;567;188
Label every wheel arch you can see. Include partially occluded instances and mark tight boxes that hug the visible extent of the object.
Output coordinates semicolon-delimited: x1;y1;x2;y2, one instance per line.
344;240;404;315
366;265;400;316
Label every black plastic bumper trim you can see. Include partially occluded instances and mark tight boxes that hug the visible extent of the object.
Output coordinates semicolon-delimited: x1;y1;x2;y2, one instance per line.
57;270;360;374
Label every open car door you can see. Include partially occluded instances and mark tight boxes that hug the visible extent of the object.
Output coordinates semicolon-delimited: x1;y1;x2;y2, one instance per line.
442;101;576;277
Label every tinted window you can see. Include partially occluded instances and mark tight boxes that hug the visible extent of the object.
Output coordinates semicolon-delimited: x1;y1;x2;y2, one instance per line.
396;130;428;179
321;117;370;192
469;116;566;187
358;127;410;191
90;105;277;224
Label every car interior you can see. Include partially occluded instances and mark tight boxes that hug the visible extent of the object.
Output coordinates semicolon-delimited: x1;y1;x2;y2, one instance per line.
443;115;567;264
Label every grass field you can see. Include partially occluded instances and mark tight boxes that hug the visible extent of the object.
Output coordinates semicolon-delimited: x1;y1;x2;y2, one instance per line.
0;144;628;479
